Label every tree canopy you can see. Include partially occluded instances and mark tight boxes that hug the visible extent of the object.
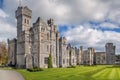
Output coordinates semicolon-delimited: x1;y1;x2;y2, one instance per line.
0;42;8;65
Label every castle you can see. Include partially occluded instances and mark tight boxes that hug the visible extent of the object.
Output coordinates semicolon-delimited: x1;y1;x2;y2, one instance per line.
8;6;116;68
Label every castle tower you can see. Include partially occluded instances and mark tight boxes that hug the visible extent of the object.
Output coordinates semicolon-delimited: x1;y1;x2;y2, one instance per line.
47;18;58;67
56;31;60;67
15;6;32;68
7;38;17;66
105;43;115;64
59;37;67;67
75;47;80;65
80;46;83;64
88;47;95;65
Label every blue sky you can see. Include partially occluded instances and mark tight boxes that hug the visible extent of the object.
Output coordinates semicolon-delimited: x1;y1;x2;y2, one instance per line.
0;0;120;54
0;0;3;8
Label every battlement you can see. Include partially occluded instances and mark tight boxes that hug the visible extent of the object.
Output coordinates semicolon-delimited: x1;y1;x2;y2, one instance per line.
47;18;54;26
15;6;32;18
8;38;17;44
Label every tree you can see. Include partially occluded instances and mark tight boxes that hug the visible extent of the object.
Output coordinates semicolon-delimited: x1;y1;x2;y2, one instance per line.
48;53;53;68
0;42;8;65
116;55;120;60
69;50;72;66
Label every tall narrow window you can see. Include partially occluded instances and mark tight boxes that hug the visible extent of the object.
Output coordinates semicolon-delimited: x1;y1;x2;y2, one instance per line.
25;19;26;23
47;45;49;52
63;59;65;64
47;33;49;40
44;57;48;64
73;59;74;63
27;20;29;24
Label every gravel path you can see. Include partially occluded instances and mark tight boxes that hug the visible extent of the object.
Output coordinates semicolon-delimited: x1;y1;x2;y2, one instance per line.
0;70;24;80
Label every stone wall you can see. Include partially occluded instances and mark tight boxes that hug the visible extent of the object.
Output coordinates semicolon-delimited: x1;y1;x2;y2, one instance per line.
7;38;17;66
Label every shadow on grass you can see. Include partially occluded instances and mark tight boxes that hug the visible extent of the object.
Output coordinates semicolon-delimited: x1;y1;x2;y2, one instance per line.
106;65;120;68
83;67;107;80
55;74;95;80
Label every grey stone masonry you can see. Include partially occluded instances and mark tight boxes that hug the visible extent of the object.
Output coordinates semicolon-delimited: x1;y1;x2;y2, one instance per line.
15;6;32;68
105;43;115;64
7;38;17;66
7;5;116;68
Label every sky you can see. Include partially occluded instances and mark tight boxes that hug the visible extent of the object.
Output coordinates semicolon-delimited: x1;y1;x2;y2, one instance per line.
0;0;120;54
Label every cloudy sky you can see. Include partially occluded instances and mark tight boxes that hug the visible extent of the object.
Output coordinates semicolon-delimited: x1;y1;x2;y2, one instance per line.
0;0;120;53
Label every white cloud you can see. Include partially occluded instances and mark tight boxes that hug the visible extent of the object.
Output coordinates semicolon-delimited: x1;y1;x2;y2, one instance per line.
3;0;120;24
108;8;120;24
99;22;119;29
64;25;120;54
0;9;8;18
0;0;120;54
0;9;16;42
2;0;120;25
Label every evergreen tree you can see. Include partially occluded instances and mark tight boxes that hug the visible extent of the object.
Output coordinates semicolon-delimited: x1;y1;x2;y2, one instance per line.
48;53;53;68
69;50;72;66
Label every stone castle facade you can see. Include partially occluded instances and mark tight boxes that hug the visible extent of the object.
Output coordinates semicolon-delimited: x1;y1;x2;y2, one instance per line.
8;6;116;68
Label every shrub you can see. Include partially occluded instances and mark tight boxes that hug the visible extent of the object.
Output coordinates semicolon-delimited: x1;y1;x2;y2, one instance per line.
67;65;76;68
48;53;53;68
27;68;34;72
27;67;43;72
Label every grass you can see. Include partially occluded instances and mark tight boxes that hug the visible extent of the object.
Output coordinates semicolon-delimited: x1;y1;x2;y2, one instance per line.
17;65;108;80
1;65;119;80
0;65;120;80
92;66;120;80
2;65;120;80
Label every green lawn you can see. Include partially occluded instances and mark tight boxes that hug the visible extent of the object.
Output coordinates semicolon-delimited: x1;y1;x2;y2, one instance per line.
17;65;120;80
92;66;120;80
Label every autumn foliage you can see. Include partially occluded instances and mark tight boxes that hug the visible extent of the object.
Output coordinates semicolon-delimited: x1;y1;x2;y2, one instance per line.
0;42;8;65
